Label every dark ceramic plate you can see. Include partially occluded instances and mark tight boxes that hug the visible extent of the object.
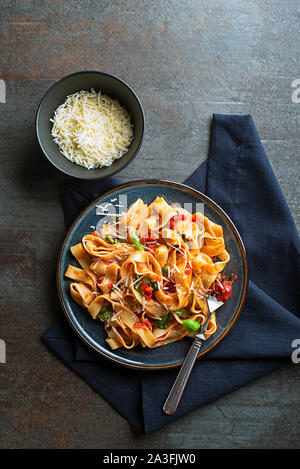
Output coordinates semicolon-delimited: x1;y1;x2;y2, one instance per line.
36;71;144;179
57;180;248;369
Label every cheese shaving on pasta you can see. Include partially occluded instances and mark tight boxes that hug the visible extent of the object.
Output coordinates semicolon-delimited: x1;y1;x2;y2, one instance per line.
51;89;133;169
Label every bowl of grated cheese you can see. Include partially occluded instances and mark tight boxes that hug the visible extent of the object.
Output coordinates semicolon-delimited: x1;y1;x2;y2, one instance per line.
36;71;145;179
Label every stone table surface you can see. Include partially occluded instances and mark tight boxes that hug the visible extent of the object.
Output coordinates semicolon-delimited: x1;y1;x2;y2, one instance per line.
0;0;299;449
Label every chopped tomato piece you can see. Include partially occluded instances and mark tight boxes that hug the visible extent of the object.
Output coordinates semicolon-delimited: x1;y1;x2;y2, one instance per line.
91;231;99;237
142;318;152;330
185;261;192;273
140;235;159;249
162;279;176;294
134;321;144;329
192;214;202;223
103;259;120;266
97;278;113;291
169;214;187;230
134;318;152;330
140;281;153;301
211;278;232;302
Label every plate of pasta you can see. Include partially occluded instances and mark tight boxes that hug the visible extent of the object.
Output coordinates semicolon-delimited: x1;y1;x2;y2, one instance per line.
58;180;248;369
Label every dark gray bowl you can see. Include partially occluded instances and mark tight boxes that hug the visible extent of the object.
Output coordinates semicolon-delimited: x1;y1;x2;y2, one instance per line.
35;71;145;179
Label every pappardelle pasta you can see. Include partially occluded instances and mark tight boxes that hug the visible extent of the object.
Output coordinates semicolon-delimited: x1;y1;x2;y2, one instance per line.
65;197;233;350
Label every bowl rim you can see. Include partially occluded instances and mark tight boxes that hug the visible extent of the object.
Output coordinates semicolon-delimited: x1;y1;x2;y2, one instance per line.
57;179;249;370
35;70;145;179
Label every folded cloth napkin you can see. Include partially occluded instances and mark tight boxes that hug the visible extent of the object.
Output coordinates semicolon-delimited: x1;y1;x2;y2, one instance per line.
42;115;300;434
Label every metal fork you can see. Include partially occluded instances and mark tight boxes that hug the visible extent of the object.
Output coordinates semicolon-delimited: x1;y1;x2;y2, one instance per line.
162;294;224;415
163;259;239;414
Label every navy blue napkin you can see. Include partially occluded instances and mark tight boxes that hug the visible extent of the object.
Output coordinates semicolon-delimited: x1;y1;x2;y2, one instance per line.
42;115;300;434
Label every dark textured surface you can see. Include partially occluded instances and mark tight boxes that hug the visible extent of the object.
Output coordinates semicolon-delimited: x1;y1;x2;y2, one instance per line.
0;0;299;449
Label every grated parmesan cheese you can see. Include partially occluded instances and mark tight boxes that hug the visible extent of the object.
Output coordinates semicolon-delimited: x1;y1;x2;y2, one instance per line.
50;89;133;169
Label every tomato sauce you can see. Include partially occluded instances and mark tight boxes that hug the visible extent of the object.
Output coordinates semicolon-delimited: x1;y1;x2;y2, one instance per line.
140;280;153;301
211;274;237;302
185;261;192;274
162;279;176;294
134;318;152;330
170;214;187;230
140;235;159;249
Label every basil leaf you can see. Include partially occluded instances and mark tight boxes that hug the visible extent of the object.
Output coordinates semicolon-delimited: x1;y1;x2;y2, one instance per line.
106;235;116;244
142;276;152;285
154;313;170;329
162;265;170;277
98;304;113;320
132;231;144;251
133;274;141;294
174;308;190;318
135;276;159;293
143;276;160;291
182;319;201;333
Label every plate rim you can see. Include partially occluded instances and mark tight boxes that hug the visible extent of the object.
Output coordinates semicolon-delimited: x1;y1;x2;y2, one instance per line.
57;179;248;370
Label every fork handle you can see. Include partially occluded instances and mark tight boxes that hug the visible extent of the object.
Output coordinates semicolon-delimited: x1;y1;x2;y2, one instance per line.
163;335;204;415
